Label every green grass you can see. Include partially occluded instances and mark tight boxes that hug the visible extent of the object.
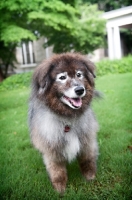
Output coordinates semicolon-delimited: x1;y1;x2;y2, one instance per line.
0;73;132;200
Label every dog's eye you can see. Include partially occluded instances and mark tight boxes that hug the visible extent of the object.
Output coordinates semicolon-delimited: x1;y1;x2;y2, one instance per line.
77;73;81;77
56;72;68;82
76;71;83;78
59;76;66;80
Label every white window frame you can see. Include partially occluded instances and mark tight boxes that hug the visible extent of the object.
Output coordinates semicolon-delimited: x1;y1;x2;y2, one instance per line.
22;41;35;64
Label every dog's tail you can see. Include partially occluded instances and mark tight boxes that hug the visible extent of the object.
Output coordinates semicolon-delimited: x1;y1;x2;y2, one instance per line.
93;90;103;99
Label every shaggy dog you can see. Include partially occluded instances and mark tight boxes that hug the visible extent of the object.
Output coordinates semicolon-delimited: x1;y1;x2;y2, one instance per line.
28;53;99;193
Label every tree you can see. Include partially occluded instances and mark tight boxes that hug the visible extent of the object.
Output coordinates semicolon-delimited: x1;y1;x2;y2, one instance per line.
0;0;106;79
82;0;132;11
44;4;106;53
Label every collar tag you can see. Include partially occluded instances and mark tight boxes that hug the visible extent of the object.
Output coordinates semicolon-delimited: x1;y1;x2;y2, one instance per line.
64;125;70;132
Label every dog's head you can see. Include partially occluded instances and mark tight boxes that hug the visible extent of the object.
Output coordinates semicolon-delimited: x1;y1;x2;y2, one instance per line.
32;53;96;116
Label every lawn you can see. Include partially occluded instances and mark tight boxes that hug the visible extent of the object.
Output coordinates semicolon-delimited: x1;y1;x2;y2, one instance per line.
0;73;132;200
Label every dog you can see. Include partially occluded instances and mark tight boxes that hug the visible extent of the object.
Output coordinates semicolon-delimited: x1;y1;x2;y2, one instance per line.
28;53;99;193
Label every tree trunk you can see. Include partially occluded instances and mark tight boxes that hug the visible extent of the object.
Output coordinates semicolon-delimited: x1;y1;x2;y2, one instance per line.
0;68;5;82
5;63;9;78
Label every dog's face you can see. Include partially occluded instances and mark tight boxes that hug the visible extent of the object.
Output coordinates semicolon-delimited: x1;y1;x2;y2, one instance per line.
56;70;86;109
33;53;96;117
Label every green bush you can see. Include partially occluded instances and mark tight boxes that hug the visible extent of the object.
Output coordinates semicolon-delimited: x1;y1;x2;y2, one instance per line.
96;55;132;76
0;55;132;91
0;72;32;91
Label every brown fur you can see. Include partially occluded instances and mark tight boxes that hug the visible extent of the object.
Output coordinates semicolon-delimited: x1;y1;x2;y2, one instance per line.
32;53;95;117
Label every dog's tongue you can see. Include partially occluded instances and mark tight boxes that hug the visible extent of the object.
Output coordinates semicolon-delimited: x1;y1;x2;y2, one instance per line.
70;98;82;107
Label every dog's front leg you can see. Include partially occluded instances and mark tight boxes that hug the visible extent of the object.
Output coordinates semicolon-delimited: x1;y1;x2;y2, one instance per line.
78;140;98;181
78;155;97;181
43;157;67;193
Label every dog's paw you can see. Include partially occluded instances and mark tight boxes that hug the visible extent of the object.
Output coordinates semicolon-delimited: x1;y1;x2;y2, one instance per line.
84;172;96;181
79;159;96;181
52;181;66;194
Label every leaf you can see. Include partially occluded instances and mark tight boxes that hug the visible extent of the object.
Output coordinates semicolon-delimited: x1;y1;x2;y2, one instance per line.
1;25;36;44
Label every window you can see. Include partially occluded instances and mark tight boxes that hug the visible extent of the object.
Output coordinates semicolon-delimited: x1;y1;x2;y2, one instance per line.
22;41;35;64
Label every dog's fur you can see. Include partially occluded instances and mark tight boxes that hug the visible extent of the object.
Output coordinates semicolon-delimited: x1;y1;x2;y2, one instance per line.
28;53;99;193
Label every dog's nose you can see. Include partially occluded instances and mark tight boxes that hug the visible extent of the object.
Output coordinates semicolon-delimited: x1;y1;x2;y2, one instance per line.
75;86;84;96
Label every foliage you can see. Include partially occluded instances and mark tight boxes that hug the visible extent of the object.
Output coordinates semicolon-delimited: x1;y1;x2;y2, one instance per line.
1;51;131;90
43;4;106;53
0;42;17;79
82;0;132;11
0;0;106;78
0;73;132;199
0;55;131;91
96;55;132;76
1;26;36;45
0;72;32;91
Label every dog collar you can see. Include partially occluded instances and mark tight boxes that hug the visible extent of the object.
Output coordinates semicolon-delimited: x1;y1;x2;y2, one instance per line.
64;125;70;132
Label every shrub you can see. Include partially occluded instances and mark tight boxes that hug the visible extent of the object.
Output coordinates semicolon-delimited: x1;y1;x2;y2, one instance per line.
96;55;132;76
0;72;32;91
0;55;132;91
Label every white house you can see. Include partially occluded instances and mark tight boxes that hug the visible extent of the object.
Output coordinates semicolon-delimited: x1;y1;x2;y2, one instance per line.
103;6;132;60
15;6;132;73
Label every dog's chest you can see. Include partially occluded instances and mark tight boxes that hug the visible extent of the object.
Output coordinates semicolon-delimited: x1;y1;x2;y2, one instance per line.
39;109;81;162
63;131;80;162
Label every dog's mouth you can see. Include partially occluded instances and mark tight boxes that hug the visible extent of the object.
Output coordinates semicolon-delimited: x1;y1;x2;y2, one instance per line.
61;95;82;109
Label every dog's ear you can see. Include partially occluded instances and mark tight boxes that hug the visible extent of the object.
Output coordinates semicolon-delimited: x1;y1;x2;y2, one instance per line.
33;60;53;95
83;59;96;78
82;58;96;86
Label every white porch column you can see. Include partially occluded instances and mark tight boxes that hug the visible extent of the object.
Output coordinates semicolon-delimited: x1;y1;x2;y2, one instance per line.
107;26;114;60
29;41;34;63
113;26;122;59
16;47;23;64
44;38;49;59
22;43;27;64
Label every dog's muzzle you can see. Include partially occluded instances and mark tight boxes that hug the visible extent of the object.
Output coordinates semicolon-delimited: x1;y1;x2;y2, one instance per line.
60;86;86;109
